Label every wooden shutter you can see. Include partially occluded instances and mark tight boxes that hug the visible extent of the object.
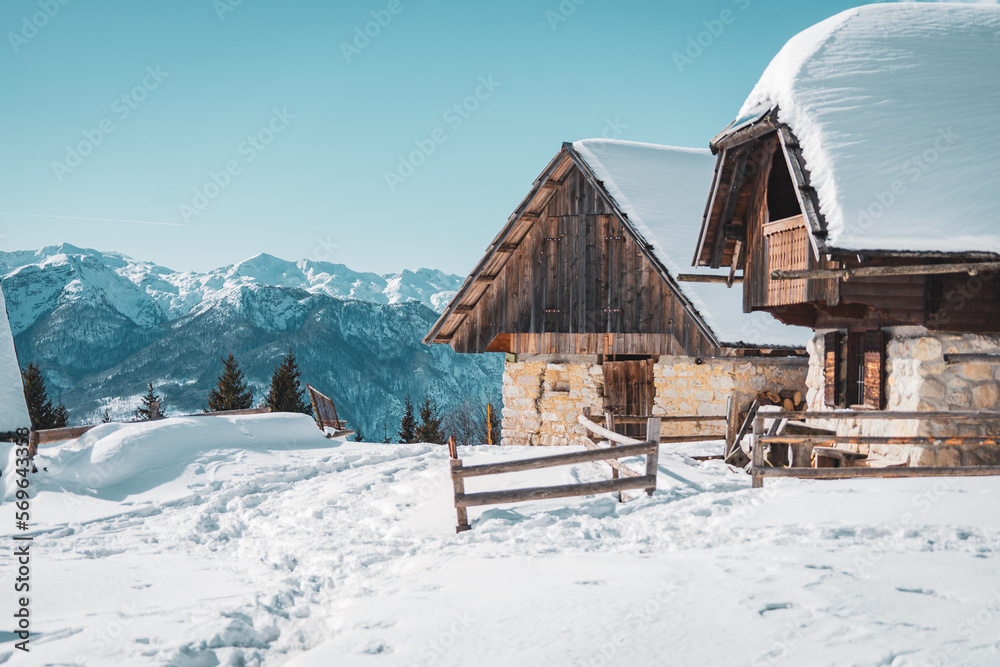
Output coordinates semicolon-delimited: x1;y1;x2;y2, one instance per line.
824;332;840;407
602;357;655;438
862;330;885;410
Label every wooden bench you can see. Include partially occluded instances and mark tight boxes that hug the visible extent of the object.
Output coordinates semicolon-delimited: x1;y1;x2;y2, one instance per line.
306;384;355;439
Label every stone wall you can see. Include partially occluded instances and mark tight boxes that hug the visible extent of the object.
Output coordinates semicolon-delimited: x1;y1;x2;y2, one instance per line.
805;328;1000;465
500;354;807;447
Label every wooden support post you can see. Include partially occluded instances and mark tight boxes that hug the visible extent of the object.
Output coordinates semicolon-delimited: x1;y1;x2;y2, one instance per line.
486;404;493;446
448;436;457;460
645;417;660;496
752;414;764;489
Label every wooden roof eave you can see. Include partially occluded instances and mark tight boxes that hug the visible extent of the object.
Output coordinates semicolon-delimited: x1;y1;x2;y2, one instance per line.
422;146;575;346
562;144;724;351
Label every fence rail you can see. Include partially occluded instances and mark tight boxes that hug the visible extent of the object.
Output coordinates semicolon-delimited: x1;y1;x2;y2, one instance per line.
750;410;1000;488
448;418;660;532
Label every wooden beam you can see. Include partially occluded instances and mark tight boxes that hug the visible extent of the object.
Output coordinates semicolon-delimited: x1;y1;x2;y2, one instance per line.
451;442;657;479
496;242;519;253
944;353;1000;363
455;476;658;508
454;305;475;313
748;410;1000;420
581;437;641;478
475;275;497;284
677;274;743;284
772;261;1000;282
757;466;1000;480
711;150;749;268
540;180;564;190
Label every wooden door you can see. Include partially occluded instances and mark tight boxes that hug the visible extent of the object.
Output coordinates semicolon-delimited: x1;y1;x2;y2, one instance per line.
603;357;655;439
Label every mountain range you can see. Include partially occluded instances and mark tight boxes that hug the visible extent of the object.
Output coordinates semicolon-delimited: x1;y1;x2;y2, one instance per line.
0;244;501;438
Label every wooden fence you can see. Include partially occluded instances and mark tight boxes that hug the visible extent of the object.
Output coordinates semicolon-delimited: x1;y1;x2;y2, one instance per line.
751;410;1000;488
448;417;660;532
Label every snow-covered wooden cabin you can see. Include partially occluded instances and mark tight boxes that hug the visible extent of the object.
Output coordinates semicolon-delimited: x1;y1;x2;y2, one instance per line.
0;281;30;437
692;4;1000;453
425;139;811;446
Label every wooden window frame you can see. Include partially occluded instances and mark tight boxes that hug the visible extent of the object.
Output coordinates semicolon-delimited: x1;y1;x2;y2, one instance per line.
824;329;885;410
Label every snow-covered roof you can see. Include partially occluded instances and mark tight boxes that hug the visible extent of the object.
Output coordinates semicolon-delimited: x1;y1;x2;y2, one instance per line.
0;282;30;432
736;3;1000;255
572;139;810;348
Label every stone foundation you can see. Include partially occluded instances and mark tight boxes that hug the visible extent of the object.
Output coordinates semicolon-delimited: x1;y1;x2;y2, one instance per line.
805;328;1000;465
500;354;807;447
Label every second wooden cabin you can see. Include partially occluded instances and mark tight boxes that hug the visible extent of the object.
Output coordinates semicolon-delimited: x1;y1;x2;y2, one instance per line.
425;139;811;446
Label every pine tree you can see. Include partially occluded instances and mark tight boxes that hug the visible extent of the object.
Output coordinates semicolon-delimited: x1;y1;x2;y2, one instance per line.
51;397;70;428
134;383;167;421
397;395;417;444
207;354;255;412
382;421;392;444
353;424;365;442
21;363;55;430
101;409;112;424
416;393;444;444
264;348;310;414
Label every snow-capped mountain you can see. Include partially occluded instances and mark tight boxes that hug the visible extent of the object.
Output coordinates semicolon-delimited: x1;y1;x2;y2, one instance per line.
0;245;498;436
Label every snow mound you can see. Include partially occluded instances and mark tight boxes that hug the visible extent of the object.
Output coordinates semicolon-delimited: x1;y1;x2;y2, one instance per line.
3;413;330;500
572;139;811;348
738;3;1000;254
0;282;29;432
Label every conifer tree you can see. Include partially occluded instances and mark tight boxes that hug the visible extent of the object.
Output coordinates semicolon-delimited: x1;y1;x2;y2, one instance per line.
101;409;113;424
134;383;167;421
21;363;55;430
51;398;70;428
382;421;392;444
397;395;417;444
264;349;310;414
207;354;255;412
353;424;365;442
416;393;444;444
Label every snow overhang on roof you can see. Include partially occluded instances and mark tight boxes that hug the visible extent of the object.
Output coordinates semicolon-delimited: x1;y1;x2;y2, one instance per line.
731;2;1000;257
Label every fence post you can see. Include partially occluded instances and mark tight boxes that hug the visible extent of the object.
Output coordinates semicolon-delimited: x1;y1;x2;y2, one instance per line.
486;404;493;445
448;437;470;532
752;414;765;489
645;417;660;496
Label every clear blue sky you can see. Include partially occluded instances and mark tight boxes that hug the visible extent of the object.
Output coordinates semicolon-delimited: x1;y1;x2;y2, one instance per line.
0;0;921;275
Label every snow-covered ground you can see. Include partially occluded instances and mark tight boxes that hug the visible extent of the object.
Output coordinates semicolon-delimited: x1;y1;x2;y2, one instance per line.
3;414;1000;666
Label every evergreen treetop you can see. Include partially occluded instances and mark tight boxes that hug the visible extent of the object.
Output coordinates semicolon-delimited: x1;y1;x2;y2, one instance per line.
415;393;444;444
264;348;310;414
397;395;417;444
134;383;166;421
21;363;69;430
207;354;255;412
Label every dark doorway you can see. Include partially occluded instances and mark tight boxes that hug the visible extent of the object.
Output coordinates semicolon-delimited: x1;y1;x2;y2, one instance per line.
602;356;655;439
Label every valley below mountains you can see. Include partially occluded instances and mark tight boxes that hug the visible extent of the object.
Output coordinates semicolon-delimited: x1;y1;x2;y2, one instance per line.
0;244;501;438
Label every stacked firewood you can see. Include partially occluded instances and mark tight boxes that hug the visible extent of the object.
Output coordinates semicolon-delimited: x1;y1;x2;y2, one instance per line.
757;389;806;412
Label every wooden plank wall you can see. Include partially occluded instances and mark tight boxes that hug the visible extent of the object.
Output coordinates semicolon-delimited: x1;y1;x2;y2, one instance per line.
449;165;719;356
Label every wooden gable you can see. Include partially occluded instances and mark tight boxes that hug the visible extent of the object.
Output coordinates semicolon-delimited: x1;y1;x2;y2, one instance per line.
694;115;1000;333
425;145;723;357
